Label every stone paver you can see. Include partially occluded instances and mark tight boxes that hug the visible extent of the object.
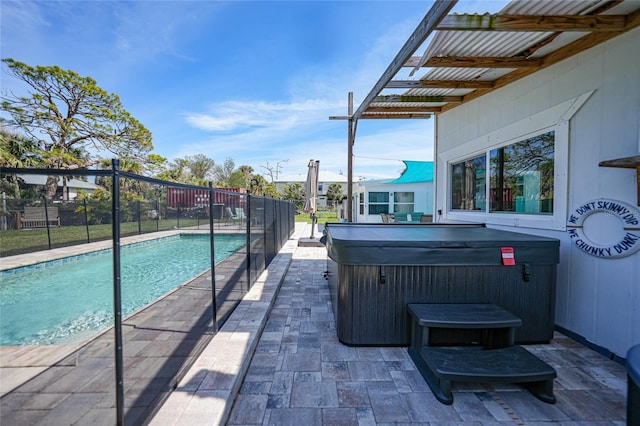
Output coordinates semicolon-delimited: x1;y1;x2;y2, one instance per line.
0;225;297;425
221;241;628;425
148;226;302;425
0;223;630;425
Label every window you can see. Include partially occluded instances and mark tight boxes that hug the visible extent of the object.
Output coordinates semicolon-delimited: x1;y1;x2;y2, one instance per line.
490;131;554;214
451;155;486;211
450;131;555;215
440;92;591;229
368;192;389;215
358;192;364;215
393;192;414;214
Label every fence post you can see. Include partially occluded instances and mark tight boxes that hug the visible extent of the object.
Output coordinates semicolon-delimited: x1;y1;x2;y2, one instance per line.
156;199;160;231
1;192;7;231
263;198;268;270
208;182;218;332
84;199;90;243
246;194;252;290
43;196;52;250
137;201;142;235
111;159;125;426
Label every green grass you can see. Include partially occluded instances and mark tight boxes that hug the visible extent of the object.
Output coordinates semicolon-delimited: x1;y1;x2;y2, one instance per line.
1;212;332;258
0;219;208;257
295;211;340;224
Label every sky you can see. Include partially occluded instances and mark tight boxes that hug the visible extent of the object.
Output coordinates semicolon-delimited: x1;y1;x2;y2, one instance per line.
1;0;506;181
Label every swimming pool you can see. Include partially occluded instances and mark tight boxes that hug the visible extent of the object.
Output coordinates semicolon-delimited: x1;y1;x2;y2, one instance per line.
0;234;245;346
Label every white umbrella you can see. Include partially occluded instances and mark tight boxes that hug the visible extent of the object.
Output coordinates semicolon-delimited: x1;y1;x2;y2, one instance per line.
303;160;319;237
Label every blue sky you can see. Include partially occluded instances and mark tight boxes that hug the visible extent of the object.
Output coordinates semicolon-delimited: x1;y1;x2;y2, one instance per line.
1;1;505;180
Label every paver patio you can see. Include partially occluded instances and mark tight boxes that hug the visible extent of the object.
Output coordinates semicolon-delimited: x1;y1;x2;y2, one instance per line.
0;223;629;425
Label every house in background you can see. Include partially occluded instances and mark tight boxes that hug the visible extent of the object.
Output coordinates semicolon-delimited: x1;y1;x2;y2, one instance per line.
353;160;433;223
274;170;348;209
18;174;99;200
348;0;640;360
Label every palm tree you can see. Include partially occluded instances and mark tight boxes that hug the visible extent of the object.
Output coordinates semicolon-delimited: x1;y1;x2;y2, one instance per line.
0;129;44;197
185;154;215;183
326;183;344;207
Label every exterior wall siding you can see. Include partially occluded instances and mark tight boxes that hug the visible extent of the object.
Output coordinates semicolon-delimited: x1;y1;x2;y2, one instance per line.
354;182;434;223
434;28;640;358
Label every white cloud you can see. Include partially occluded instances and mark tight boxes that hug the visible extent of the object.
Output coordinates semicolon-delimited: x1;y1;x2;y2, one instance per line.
177;10;430;177
184;113;251;132
0;1;49;38
110;2;215;64
173;112;433;182
183;98;342;133
2;1;439;181
351;120;435;179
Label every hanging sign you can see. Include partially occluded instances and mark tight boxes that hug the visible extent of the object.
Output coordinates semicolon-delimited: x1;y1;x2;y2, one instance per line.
567;198;640;258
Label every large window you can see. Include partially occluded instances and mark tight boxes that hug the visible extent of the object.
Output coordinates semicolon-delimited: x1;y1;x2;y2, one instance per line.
451;155;486;211
368;192;389;215
393;192;415;214
490;131;554;214
450;131;554;215
441;93;591;228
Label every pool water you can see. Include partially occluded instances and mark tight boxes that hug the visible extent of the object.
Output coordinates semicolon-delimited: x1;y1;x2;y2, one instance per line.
0;234;245;346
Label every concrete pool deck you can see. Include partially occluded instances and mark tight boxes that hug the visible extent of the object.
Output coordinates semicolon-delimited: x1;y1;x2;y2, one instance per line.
0;223;267;424
0;227;233;271
0;222;630;424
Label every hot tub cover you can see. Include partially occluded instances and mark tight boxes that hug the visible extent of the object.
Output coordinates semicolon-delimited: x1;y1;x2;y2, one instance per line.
324;223;559;266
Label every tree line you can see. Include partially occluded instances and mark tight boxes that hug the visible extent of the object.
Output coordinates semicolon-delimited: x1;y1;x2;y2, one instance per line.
0;58;345;208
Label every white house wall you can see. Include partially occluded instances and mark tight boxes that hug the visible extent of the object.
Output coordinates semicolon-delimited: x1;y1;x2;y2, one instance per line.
434;28;640;358
355;182;433;223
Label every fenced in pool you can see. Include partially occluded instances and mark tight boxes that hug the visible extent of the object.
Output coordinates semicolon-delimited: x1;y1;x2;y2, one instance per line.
0;234;245;345
0;161;296;423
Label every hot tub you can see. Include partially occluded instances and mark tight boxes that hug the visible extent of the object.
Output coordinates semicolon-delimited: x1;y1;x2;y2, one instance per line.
324;223;560;346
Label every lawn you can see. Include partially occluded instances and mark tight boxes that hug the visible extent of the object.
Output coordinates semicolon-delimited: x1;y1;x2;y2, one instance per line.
294;210;340;224
0;219;207;257
1;211;340;257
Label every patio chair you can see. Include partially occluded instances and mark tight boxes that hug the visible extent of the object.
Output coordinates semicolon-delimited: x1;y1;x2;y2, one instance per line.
380;213;396;223
394;213;411;222
225;207;242;226
235;207;246;220
410;212;424;222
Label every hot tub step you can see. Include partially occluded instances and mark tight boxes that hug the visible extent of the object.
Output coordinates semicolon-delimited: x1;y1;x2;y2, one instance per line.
408;345;556;405
408;303;522;348
407;303;522;329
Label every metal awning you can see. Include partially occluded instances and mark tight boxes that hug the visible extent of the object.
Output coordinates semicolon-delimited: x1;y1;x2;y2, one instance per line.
334;0;640;222
351;0;640;121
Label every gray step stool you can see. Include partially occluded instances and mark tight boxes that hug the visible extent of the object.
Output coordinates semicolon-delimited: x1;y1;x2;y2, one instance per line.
407;303;556;405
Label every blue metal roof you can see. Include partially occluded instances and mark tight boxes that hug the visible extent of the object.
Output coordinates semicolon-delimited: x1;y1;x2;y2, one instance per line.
387;161;434;184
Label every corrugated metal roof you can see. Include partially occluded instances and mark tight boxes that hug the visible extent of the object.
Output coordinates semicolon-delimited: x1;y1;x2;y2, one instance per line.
351;0;640;120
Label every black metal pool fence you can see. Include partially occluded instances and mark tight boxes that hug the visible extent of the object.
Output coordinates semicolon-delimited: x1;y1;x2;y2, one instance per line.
0;160;295;425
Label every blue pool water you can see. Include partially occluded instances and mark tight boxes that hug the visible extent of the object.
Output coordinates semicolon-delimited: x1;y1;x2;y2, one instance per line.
0;234;245;346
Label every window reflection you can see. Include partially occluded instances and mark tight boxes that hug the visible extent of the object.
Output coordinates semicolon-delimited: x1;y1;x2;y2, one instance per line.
394;192;414;214
489;131;554;214
368;191;389;214
451;155;486;210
